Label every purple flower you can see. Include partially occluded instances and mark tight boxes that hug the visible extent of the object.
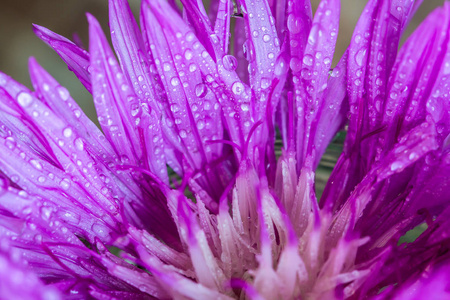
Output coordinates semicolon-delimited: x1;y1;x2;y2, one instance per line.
0;0;449;298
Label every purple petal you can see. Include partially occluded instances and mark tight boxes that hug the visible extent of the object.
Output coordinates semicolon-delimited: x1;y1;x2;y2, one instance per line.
33;24;92;93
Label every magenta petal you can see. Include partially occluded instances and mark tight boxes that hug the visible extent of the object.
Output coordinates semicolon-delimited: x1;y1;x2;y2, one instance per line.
88;14;149;169
0;245;61;300
213;0;232;53
109;0;169;182
295;0;340;168
33;24;92;93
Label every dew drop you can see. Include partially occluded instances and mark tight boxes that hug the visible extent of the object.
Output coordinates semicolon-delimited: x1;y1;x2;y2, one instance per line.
409;152;418;161
63;127;73;138
163;63;171;72
91;223;108;238
290;57;302;72
17;92;33;107
355;48;367;67
232;82;244;95
287;14;300;34
263;34;270;42
303;54;314;66
186;32;195;42
74;138;84;151
390;161;403;171
170;77;180;86
274;56;288;76
390;92;398;99
240;103;250;112
30;159;42;170
443;62;450;75
189;64;197;72
222;55;238;71
108;57;117;66
184;49;193;60
195;83;208;98
59;178;71;190
57;86;70;101
197;120;205;130
260;78;271;89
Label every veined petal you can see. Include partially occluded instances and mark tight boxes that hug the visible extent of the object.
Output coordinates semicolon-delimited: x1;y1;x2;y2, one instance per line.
330;121;439;242
213;0;232;53
241;0;281;119
89;14;145;168
0;243;61;300
295;0;340;168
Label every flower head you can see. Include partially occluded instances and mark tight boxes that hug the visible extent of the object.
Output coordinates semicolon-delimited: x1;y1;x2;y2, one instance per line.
0;0;449;299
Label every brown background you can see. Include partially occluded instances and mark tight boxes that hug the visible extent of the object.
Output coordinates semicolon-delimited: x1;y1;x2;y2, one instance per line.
0;0;444;121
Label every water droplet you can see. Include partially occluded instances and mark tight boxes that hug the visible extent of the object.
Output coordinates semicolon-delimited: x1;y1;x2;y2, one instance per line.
377;51;384;62
74;138;84;151
163;63;171;72
240;103;250;111
274;56;288;76
57;86;70;101
59;178;71;190
243;40;255;62
197;120;205;129
308;25;320;45
179;130;187;138
222;55;238;71
409;152;418;161
184;49;193;60
108;57;117;66
290;57;302;72
91;223;108;238
170;77;180;86
63;127;73;138
189;64;197;72
232;82;244;95
287;14;300;34
303;54;314;66
355;48;367;67
30;159;42;170
170;104;180;113
390;92;398;99
40;206;52;220
17;92;33;107
260;78;271;89
186;32;195;42
130;104;140;117
443;62;450;75
195;83;208;98
263;34;270;42
390;161;403;171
